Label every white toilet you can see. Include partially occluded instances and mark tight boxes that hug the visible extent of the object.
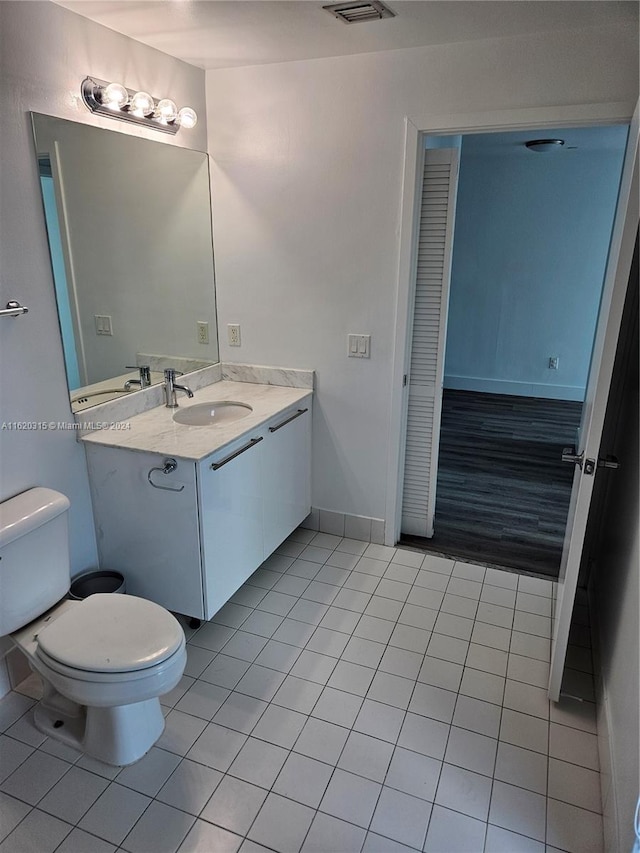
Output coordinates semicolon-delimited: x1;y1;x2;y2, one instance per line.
0;487;187;766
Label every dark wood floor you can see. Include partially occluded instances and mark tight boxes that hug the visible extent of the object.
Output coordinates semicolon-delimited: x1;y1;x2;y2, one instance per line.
401;390;583;578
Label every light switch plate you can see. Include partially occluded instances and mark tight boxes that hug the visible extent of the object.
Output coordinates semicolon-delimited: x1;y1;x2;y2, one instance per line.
348;334;370;358
95;314;113;336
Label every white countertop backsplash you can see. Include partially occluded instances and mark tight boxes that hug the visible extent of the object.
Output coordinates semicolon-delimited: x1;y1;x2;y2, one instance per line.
79;380;313;461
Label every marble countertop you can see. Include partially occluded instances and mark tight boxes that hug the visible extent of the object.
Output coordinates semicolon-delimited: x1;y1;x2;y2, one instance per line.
80;380;312;461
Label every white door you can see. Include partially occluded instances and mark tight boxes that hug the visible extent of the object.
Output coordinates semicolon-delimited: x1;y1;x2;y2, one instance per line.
548;108;638;701
401;147;459;538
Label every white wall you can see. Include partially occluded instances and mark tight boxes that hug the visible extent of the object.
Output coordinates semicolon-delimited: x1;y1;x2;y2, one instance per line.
206;23;638;522
0;0;207;572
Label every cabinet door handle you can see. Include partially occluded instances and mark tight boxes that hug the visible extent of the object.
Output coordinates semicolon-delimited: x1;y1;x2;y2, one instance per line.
268;408;309;433
210;437;263;470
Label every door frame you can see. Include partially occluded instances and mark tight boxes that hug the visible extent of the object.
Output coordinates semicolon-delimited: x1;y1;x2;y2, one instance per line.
385;100;636;547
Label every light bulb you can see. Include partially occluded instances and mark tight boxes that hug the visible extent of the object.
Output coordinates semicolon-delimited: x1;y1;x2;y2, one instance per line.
156;98;178;123
178;107;198;129
130;91;155;117
101;82;128;110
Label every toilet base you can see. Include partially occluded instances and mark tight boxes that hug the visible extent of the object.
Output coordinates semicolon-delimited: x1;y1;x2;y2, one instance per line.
34;679;165;766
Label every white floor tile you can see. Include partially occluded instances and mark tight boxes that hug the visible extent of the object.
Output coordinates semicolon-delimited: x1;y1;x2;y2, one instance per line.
337;731;394;782
178;818;242;853
489;780;546;842
271;675;323;715
424;804;487;853
418;656;464;692
38;766;109;824
453;694;501;739
549;696;596;734
56;827;118;853
500;709;548;755
273;752;333;808
397;712;450;760
484;823;544;852
0;750;71;806
311;686;363;728
444;726;498;777
548;757;602;812
409;683;457;723
302;813;366;852
186;722;247;771
546;798;604;853
385;747;441;801
122;800;194;853
549;723;599;770
435;763;492;820
494;742;548;795
156;760;223;816
503;680;550;720
294;717;350;765
460;667;505;706
0;791;32;841
370;786;431;849
78;783;151;846
200;775;267;836
0;807;72;853
319;769;381;827
353;698;404;743
227;737;288;789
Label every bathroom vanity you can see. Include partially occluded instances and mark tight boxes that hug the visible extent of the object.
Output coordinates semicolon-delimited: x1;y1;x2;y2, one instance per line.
82;380;312;620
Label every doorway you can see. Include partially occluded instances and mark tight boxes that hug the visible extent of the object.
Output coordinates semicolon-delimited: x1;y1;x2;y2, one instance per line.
398;124;628;578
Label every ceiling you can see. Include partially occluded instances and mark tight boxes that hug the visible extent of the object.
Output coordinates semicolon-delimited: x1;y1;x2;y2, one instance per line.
53;1;638;71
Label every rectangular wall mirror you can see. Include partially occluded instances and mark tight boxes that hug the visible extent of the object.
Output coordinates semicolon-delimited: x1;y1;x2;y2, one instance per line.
31;113;219;412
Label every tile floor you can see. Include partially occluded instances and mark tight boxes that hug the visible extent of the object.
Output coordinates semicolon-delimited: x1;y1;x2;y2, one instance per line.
0;529;602;853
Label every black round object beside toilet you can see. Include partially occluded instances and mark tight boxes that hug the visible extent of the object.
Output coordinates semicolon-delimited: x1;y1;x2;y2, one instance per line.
69;570;126;600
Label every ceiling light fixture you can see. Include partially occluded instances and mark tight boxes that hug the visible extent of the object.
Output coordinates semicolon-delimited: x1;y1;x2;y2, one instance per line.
525;139;565;153
81;77;197;134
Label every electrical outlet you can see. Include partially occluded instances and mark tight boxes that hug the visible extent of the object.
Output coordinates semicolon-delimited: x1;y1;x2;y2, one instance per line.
548;356;559;370
228;324;241;346
197;321;209;345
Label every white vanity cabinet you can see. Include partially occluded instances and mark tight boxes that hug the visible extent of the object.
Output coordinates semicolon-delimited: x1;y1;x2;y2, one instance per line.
85;397;311;620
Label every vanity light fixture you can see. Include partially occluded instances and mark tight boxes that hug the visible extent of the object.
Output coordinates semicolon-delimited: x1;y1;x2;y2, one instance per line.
81;77;197;135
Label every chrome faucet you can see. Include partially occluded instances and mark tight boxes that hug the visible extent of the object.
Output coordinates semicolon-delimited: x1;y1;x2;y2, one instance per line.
163;368;194;408
124;365;151;390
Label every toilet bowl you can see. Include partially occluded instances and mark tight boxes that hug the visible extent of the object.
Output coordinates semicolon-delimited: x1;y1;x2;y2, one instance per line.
1;488;187;766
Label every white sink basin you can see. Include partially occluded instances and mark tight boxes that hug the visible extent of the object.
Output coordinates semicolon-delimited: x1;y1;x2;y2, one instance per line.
172;401;253;426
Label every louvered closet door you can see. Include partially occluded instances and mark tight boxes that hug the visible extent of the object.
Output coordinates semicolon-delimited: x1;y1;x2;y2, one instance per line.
401;148;459;538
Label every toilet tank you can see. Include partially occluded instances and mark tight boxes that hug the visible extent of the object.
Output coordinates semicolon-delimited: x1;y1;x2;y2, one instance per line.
0;488;71;635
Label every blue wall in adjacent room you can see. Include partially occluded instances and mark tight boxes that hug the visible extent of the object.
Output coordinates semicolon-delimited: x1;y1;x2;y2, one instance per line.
442;125;628;400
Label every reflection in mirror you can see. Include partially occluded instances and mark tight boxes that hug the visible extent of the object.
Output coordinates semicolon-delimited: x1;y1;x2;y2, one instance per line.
31;113;219;412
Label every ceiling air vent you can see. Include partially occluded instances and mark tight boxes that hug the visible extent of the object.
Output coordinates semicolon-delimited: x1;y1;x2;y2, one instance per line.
322;1;395;24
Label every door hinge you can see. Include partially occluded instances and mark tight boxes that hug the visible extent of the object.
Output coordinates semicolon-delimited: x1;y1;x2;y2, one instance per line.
403;374;408;387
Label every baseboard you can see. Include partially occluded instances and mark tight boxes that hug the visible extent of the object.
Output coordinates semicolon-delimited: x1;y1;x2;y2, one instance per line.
301;508;385;545
443;375;585;402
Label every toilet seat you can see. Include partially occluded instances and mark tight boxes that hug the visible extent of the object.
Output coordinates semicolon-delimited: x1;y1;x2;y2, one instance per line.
35;642;186;684
36;593;184;674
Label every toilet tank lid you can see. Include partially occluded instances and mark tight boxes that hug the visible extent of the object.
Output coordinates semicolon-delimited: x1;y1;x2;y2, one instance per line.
0;488;70;548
